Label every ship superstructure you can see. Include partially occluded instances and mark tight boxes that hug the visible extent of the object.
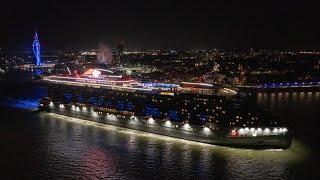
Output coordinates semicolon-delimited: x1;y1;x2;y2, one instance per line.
40;68;292;149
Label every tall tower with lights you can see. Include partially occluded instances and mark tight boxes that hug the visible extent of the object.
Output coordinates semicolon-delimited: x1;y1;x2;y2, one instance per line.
32;30;41;66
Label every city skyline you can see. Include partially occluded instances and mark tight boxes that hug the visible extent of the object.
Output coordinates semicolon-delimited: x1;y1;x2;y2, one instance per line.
1;0;320;49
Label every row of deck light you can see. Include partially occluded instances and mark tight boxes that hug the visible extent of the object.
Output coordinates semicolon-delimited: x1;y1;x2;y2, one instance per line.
130;116;211;133
54;103;212;134
106;113;117;121
236;127;288;136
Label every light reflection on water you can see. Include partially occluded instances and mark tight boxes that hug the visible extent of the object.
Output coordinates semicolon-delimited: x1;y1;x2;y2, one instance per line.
257;91;320;107
32;112;310;179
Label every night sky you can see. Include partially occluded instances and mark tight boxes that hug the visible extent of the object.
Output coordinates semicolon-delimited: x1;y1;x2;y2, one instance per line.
1;0;319;49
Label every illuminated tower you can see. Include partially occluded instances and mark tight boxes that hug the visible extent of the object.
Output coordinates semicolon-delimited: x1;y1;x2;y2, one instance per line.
32;30;41;66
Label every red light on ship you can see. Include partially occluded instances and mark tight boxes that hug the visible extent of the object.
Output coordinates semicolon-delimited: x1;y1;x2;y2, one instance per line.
230;129;237;137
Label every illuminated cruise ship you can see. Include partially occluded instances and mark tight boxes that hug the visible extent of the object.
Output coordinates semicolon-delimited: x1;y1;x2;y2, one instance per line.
40;68;292;149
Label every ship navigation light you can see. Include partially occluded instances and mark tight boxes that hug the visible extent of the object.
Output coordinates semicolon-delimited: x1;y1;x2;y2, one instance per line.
148;118;155;125
164;120;172;127
203;127;211;133
183;123;191;131
49;102;54;108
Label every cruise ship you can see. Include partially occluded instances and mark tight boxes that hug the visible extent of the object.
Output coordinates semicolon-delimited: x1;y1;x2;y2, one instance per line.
40;68;292;149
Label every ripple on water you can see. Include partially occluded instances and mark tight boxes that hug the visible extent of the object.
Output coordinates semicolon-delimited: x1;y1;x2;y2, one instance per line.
0;110;311;179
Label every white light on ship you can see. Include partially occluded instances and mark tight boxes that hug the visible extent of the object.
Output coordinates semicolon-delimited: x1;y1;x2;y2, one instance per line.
148;118;155;125
92;111;98;117
238;128;245;135
244;127;249;133
59;104;65;109
279;128;283;133
252;130;257;137
130;115;137;121
49;102;54;107
264;128;271;135
257;128;263;135
273;128;279;135
165;120;172;127
283;128;288;133
92;69;101;78
72;105;75;111
183;123;191;130
75;106;80;112
82;106;87;111
129;116;138;124
203;127;211;133
107;114;117;121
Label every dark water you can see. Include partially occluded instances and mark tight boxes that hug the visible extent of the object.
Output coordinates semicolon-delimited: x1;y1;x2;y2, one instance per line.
1;89;319;179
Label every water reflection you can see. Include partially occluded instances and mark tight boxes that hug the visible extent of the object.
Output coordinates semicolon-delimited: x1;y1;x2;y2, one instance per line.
34;112;310;179
257;91;320;110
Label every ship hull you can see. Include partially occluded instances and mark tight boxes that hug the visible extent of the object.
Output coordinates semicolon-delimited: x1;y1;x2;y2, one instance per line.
41;104;292;149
